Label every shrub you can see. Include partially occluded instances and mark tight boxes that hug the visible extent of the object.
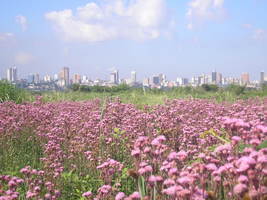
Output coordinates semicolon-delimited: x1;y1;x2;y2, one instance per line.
0;81;26;103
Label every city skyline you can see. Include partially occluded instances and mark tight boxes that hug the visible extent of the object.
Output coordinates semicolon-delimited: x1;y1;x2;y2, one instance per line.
0;0;267;80
3;65;266;85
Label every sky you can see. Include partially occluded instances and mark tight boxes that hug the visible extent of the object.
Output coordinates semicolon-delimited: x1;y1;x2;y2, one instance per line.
0;0;266;81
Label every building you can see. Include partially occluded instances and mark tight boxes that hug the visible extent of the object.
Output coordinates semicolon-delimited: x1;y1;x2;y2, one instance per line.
241;73;249;85
44;75;52;82
260;71;265;84
131;71;137;84
34;73;40;84
115;70;119;84
158;73;166;85
110;70;119;84
152;75;160;85
59;67;70;87
216;72;222;85
27;74;34;83
211;71;222;85
110;72;117;84
54;74;58;81
73;74;81;84
142;77;150;87
6;67;17;82
212;71;217;84
177;77;189;86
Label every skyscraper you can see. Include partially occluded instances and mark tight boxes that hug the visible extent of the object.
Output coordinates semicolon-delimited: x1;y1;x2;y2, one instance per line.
216;72;222;85
115;70;119;84
152;75;160;85
27;74;34;83
73;74;81;84
59;67;70;87
211;71;222;85
6;67;17;82
110;70;119;84
260;71;265;84
241;73;249;85
212;71;217;84
131;71;136;83
34;73;40;84
110;72;116;84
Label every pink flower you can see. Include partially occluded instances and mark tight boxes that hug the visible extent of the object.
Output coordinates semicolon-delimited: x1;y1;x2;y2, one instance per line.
233;183;247;195
238;175;248;183
162;186;179;196
144;165;153;173
177;176;193;185
177;150;188;161
205;163;217;171
115;192;125;200
82;191;92;197
131;149;141;156
163;179;175;186
129;191;140;199
257;155;267;163
249;139;260;146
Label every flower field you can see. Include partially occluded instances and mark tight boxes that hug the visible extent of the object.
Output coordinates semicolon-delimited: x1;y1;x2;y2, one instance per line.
0;97;267;200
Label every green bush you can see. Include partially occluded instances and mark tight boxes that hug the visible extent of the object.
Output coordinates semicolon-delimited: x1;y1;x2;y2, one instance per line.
226;84;246;95
0;81;26;103
201;84;219;92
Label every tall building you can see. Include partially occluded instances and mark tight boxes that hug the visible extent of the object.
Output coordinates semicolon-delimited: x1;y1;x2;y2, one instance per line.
59;67;70;87
260;71;265;84
73;74;81;84
152;75;160;85
241;73;249;85
27;74;34;83
143;77;150;87
177;77;189;86
212;71;217;84
216;72;222;85
158;73;166;85
110;70;119;84
44;75;52;82
34;73;40;84
131;71;137;83
110;72;117;84
211;71;222;85
115;70;119;84
6;67;17;82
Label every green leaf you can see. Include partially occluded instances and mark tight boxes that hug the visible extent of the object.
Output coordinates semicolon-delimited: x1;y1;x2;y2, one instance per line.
256;140;267;151
138;176;146;199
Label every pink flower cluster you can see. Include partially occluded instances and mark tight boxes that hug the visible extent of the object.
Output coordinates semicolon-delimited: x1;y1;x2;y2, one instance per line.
0;97;266;199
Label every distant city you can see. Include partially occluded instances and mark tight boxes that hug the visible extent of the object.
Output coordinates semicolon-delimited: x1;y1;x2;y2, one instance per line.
3;66;267;91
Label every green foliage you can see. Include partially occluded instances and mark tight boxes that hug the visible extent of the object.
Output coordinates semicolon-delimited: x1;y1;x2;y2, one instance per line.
138;176;146;199
60;172;101;199
256;140;267;150
70;84;131;93
71;84;80;91
0;131;43;174
226;84;246;95
0;81;27;103
201;84;219;92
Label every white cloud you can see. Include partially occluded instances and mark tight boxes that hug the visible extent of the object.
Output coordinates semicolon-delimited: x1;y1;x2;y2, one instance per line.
45;0;170;42
15;15;28;31
186;0;225;29
14;52;35;65
0;32;14;41
252;29;267;40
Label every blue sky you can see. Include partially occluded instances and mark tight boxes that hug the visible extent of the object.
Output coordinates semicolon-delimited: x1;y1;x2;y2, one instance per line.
0;0;266;81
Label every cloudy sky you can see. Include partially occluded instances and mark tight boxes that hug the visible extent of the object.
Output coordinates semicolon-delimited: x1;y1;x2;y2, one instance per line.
0;0;266;80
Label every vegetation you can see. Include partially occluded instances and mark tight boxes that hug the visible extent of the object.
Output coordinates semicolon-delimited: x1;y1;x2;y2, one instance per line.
0;81;28;103
0;98;266;199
